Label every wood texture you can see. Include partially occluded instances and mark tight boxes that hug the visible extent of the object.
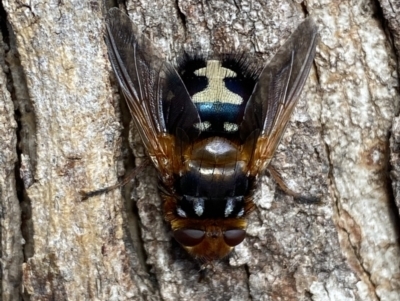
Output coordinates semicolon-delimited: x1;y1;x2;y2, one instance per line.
0;0;399;300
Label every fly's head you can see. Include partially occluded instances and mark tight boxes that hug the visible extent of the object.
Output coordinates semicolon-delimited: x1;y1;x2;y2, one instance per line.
163;193;255;262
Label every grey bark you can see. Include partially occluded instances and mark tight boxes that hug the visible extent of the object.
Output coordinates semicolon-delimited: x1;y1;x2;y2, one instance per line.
0;0;399;301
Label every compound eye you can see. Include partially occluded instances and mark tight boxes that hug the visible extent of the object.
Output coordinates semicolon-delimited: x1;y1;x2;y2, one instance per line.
173;229;205;247
223;229;246;246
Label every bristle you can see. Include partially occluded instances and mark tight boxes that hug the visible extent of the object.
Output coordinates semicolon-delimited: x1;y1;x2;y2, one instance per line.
220;53;262;80
175;51;208;75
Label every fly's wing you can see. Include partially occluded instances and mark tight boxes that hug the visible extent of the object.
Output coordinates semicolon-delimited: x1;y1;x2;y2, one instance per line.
239;18;318;176
105;8;200;182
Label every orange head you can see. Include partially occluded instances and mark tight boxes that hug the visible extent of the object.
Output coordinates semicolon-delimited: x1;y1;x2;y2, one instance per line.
169;217;247;262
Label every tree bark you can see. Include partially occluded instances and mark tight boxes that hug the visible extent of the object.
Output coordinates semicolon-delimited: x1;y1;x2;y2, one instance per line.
1;0;399;300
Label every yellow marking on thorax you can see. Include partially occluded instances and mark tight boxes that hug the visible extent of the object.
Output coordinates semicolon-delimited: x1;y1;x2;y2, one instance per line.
192;60;243;105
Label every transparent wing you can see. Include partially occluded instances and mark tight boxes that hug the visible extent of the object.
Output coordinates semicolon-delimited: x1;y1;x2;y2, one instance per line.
105;8;200;180
239;18;318;175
